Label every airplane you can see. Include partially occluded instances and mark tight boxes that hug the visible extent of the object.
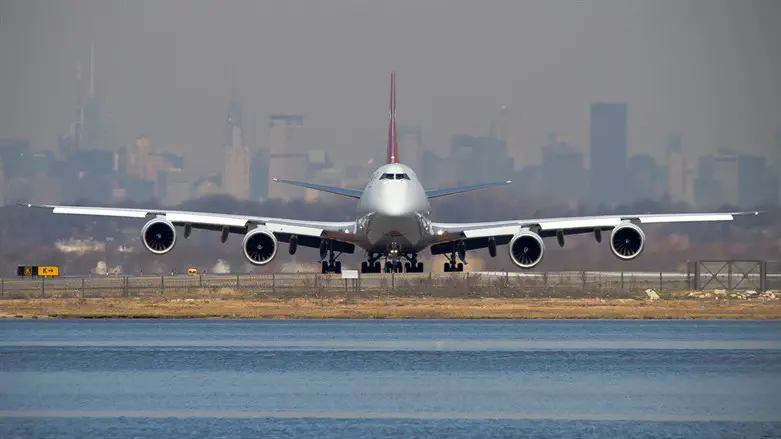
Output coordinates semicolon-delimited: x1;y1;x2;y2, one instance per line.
20;72;762;274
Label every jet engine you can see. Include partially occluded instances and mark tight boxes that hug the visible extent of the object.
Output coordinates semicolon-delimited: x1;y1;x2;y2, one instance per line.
242;227;278;265
508;230;545;269
609;223;646;260
141;218;177;255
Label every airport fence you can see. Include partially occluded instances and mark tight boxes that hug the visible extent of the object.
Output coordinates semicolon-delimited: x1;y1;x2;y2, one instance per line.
1;265;777;299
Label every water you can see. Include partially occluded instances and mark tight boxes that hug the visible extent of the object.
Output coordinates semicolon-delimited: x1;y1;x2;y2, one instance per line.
1;320;780;438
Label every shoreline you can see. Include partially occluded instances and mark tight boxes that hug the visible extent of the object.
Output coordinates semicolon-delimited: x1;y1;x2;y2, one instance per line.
1;297;780;320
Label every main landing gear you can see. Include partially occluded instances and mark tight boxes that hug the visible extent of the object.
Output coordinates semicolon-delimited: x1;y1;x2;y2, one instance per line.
360;252;424;273
320;241;342;274
443;245;465;272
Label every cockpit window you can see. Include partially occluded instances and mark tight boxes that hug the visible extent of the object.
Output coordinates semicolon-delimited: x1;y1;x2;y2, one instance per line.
379;173;410;180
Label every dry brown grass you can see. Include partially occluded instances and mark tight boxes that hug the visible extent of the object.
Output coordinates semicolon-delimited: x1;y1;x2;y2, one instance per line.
0;297;780;319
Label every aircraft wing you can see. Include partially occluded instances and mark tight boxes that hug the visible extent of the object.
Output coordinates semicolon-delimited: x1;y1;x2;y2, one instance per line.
425;181;512;199
18;203;359;253
428;211;763;254
272;178;362;199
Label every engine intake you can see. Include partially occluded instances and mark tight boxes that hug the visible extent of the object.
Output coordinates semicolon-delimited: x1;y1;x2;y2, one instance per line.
141;218;176;255
610;223;645;260
509;230;545;269
242;227;278;265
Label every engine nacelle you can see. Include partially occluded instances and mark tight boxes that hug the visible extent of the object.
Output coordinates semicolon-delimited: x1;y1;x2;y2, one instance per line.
508;230;545;269
242;227;278;265
141;218;177;255
610;223;646;261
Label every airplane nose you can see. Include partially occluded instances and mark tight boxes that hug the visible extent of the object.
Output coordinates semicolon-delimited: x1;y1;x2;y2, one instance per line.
375;190;409;217
376;201;407;217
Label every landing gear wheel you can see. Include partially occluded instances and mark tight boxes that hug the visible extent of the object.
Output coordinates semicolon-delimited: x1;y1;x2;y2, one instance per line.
321;261;329;274
416;262;423;272
444;262;451;273
404;262;411;272
373;262;381;272
334;261;342;274
361;261;368;273
457;263;463;272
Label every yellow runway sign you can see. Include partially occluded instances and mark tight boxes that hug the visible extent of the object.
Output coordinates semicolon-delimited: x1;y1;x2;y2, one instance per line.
16;265;60;277
38;266;59;276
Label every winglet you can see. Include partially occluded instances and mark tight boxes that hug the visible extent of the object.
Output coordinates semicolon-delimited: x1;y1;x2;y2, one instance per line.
387;72;398;164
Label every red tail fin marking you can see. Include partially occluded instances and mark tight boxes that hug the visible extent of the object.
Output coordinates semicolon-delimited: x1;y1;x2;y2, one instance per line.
386;72;399;164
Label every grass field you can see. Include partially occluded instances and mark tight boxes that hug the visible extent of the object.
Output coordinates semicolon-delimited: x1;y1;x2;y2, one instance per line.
1;297;780;320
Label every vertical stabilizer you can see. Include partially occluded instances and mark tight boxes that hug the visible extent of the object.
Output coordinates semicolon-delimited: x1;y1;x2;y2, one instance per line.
386;72;399;164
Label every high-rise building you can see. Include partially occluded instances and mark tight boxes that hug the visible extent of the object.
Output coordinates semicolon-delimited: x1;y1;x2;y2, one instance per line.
268;114;304;200
666;134;691;204
628;154;666;201
737;154;769;208
540;133;586;202
250;148;270;201
694;149;740;207
489;105;510;142
163;168;191;206
589;103;628;205
398;125;422;171
450;135;514;187
713;151;739;206
0;158;5;206
222;98;250;200
0;138;30;181
774;130;781;203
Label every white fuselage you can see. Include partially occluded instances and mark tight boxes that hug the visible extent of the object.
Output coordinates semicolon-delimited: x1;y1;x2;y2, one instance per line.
354;163;433;254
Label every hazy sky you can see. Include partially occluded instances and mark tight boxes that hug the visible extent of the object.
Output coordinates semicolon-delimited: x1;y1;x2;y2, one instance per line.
1;0;779;174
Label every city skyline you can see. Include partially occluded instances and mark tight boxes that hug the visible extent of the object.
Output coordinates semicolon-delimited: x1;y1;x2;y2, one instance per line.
1;1;780;176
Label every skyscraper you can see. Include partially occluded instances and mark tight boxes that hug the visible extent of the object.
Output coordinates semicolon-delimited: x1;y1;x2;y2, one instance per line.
268;114;304;200
450;135;513;186
666;134;691;204
222;96;250;200
589;103;628;205
540;133;586;202
398;125;423;171
0;158;5;207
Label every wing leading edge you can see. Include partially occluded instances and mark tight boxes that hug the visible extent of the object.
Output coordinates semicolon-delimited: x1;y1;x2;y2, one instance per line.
271;178;362;199
425;181;512;199
429;211;762;253
19;202;359;253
